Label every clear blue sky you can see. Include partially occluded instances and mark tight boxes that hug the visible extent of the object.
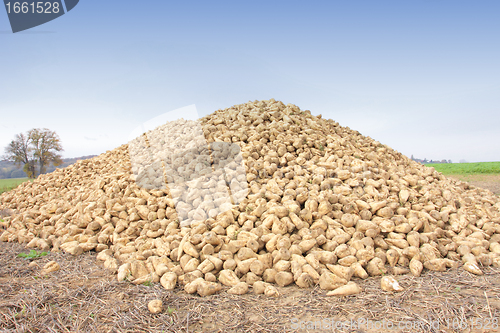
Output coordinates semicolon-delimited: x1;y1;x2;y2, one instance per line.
1;1;499;162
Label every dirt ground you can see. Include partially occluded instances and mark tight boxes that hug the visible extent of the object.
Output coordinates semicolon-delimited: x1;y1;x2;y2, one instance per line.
448;174;500;196
1;242;500;333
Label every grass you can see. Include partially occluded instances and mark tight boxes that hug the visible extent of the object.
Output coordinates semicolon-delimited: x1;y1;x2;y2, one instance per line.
17;249;49;259
0;178;31;194
426;162;500;175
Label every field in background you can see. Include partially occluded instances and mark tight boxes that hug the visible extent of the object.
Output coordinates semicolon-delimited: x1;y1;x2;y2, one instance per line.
0;178;31;194
427;162;500;195
427;161;500;175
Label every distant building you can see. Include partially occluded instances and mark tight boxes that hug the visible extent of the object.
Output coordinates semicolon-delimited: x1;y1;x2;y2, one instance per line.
410;156;451;164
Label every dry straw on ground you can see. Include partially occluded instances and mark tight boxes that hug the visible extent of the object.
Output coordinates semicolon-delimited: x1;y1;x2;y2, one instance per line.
1;241;500;332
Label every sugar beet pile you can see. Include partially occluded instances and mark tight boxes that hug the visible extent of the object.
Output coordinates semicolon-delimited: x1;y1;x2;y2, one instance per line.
1;100;500;297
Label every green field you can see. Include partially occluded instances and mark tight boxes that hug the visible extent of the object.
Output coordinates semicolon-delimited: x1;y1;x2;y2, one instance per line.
426;162;500;175
0;178;31;194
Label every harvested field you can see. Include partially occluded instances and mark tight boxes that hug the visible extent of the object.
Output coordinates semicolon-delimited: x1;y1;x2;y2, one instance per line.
1;241;500;333
427;162;500;196
448;174;500;196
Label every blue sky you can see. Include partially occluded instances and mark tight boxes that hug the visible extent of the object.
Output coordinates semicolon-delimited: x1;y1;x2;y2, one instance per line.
1;1;499;162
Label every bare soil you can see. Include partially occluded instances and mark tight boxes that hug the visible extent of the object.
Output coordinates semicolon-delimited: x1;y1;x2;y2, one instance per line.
447;174;500;196
1;242;500;333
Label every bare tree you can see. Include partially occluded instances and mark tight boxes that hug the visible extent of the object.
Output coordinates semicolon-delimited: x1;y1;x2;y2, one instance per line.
3;128;64;178
29;128;63;175
3;133;36;178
